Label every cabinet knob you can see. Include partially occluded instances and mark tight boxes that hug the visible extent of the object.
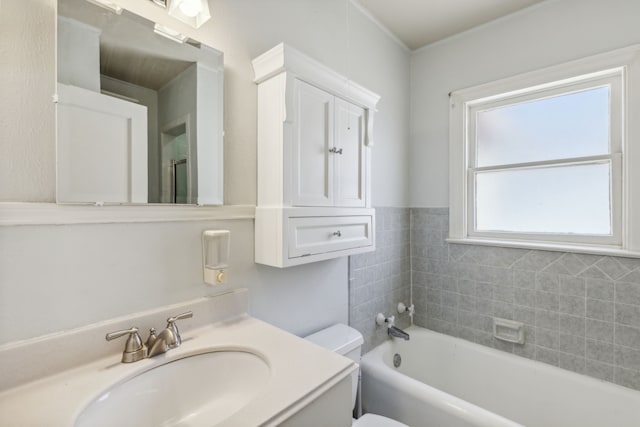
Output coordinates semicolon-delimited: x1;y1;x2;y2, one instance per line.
332;230;342;237
328;147;343;155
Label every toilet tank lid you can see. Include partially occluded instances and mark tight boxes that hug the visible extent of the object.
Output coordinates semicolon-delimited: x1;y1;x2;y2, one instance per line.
304;324;364;356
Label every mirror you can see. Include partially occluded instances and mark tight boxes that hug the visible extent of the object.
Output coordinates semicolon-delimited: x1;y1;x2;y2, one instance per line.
56;0;223;205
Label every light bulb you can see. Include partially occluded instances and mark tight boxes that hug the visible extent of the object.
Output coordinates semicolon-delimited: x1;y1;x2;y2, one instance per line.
177;0;202;17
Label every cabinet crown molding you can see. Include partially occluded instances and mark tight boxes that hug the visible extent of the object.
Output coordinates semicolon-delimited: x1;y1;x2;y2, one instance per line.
252;43;380;111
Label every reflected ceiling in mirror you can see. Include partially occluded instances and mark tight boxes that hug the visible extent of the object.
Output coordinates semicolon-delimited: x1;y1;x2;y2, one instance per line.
56;0;223;205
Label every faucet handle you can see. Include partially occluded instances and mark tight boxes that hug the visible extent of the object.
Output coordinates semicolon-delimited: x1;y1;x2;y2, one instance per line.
386;315;396;328
167;311;193;324
375;313;395;328
105;327;147;363
166;311;193;347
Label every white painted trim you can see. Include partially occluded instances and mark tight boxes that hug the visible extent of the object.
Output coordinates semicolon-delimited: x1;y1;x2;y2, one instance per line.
0;203;255;226
448;92;467;242
446;237;640;259
450;44;640;253
624;48;640;251
454;61;633;105
348;0;410;53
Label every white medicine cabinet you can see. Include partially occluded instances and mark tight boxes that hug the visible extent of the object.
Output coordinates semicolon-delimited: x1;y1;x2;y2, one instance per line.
252;43;380;267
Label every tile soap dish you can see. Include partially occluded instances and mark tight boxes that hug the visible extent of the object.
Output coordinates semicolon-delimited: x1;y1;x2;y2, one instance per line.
493;317;524;344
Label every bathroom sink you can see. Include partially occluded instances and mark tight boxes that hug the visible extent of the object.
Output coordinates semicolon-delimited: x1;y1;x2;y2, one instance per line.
74;350;270;427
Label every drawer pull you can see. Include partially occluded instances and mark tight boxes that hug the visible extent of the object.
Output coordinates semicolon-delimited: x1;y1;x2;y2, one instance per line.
328;147;343;155
332;230;342;237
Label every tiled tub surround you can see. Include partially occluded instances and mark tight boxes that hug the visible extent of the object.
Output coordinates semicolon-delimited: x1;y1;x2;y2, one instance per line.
349;207;412;352
411;207;640;392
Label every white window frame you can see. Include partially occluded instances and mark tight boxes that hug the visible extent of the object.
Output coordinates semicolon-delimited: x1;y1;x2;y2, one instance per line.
449;45;640;257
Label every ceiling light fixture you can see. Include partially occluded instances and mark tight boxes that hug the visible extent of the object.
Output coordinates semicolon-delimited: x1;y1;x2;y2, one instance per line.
169;0;211;28
149;0;211;29
177;0;202;17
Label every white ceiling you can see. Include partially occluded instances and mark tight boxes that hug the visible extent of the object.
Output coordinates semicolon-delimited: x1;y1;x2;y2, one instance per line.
354;0;547;51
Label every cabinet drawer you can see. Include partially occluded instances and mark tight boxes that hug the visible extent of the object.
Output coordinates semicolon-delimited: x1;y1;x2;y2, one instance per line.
288;216;373;258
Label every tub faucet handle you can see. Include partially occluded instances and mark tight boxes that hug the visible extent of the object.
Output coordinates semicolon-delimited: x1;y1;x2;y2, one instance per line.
398;302;415;318
375;313;395;328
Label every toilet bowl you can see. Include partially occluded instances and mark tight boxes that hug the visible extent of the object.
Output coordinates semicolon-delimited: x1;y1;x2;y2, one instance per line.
305;324;408;427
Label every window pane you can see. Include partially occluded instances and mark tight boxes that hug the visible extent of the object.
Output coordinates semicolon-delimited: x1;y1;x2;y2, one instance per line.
476;87;610;167
476;163;611;235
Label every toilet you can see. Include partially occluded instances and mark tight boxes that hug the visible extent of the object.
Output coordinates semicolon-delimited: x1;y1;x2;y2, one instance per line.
305;324;408;427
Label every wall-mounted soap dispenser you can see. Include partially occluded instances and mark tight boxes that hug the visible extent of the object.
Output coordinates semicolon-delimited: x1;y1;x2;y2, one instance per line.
202;230;230;285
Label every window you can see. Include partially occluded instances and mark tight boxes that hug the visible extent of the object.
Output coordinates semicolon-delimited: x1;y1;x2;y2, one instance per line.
449;46;640;255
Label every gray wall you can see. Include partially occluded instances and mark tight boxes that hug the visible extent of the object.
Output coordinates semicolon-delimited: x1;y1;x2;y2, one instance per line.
411;208;640;392
0;218;350;345
349;207;411;352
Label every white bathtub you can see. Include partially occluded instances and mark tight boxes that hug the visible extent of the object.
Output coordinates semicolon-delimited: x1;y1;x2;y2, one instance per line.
361;326;640;427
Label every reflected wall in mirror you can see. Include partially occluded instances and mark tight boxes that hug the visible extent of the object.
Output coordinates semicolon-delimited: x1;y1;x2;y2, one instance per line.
56;0;223;205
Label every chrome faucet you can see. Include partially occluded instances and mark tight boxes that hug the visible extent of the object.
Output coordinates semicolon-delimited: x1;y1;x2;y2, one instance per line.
146;326;176;358
375;313;410;341
388;325;410;341
146;311;193;357
106;311;193;363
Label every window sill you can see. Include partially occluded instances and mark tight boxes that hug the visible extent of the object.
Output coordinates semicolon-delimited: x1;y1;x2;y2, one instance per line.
446;236;640;259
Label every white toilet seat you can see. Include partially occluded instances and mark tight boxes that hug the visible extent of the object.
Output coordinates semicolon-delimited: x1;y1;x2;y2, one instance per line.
353;413;408;427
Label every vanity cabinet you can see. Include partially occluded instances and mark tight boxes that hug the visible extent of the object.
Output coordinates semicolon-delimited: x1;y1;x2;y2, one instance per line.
253;44;380;267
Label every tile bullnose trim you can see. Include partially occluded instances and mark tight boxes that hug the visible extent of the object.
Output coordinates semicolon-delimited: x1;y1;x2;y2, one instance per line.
446;237;640;260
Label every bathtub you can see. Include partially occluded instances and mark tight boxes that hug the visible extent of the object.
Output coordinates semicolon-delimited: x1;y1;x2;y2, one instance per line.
360;326;640;427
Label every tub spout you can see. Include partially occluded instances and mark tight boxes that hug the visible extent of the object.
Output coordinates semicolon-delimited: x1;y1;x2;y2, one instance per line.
376;313;410;340
388;325;410;341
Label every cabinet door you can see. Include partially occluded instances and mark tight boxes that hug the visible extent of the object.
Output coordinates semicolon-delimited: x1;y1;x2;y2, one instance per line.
292;81;334;206
334;98;365;207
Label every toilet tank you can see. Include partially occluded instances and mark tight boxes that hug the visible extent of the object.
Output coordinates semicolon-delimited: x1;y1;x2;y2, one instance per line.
305;324;364;410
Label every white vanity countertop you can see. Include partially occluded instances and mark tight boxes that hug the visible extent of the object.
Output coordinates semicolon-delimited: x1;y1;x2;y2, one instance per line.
0;313;355;426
